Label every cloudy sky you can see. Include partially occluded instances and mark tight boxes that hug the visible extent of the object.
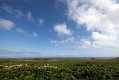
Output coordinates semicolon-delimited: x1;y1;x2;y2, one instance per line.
0;0;119;58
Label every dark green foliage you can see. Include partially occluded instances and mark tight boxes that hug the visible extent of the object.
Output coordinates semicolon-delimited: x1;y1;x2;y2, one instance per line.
0;60;119;80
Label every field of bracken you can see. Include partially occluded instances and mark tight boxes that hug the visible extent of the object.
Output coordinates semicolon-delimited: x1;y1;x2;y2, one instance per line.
0;59;119;80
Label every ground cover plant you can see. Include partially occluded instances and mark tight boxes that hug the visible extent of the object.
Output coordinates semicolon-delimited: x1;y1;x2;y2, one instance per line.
0;59;119;80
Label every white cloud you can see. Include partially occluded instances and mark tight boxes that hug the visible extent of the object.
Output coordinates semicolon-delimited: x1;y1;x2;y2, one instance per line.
1;4;36;22
54;23;72;36
1;4;45;26
16;28;28;34
1;4;14;14
80;39;92;48
16;27;38;37
50;37;79;50
67;0;119;48
1;4;24;18
91;32;119;48
38;18;44;25
0;19;15;30
51;37;74;46
26;12;34;22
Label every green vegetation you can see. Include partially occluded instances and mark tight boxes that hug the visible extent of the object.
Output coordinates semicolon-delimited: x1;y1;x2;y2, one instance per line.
0;59;119;80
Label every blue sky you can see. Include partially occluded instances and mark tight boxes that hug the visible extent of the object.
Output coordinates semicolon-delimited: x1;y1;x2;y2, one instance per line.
0;0;119;58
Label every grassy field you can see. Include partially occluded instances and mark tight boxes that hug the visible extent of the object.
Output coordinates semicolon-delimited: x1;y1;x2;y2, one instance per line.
0;58;119;80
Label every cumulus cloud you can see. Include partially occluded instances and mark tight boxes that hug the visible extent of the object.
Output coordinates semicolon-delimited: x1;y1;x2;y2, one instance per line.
54;23;72;36
67;0;119;48
0;19;15;30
